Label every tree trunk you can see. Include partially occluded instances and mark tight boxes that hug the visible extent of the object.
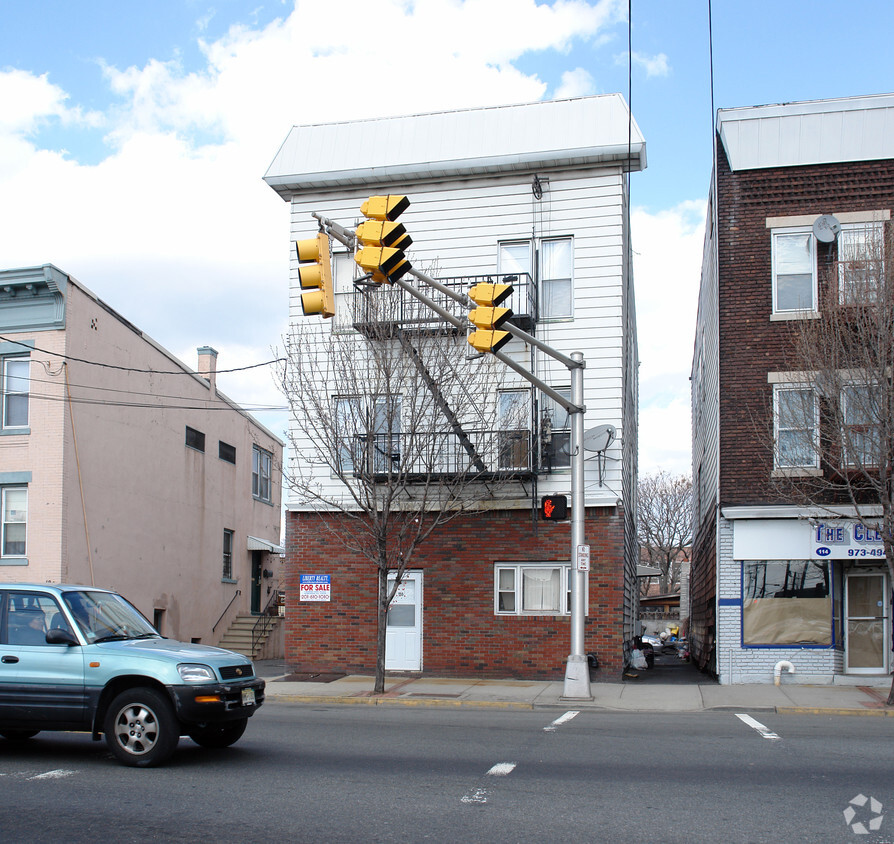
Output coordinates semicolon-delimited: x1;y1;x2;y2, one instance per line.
374;563;388;694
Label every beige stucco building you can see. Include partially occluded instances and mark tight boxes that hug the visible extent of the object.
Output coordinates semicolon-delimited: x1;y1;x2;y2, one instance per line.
0;264;283;655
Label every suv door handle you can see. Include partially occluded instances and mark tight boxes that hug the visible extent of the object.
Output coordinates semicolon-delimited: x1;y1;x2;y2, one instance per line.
1;655;19;664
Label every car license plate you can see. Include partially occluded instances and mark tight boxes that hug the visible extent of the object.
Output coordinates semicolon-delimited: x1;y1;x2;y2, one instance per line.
241;688;256;706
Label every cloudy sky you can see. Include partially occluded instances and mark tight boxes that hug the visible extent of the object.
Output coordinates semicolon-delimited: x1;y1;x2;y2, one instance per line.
2;0;892;479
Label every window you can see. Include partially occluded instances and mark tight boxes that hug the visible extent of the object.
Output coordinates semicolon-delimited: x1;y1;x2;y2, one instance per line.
222;529;234;580
540;238;573;320
842;384;882;467
2;487;27;557
219;441;236;464
495;564;578;615
333;250;357;330
185;426;205;452
5;592;63;646
773;385;818;469
372;395;401;474
540;388;571;470
743;561;832;646
333;396;361;473
2;357;29;429
772;229;816;313
252;445;272;502
498;390;530;470
498;241;532;278
839;222;884;304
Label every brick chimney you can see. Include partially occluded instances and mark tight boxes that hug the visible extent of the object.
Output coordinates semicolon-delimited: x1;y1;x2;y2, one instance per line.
197;346;218;393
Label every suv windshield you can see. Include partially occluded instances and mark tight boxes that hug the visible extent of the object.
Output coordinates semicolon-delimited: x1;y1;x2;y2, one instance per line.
62;590;159;643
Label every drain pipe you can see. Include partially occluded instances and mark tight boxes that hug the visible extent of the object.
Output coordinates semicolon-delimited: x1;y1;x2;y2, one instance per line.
774;660;795;686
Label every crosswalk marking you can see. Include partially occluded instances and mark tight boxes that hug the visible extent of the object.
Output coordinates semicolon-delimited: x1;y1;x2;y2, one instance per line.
544;710;580;732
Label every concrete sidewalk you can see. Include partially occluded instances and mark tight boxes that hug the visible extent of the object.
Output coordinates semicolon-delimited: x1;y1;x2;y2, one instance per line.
255;661;894;716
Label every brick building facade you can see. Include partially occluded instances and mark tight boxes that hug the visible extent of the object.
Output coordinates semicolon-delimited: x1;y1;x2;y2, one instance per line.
691;94;894;683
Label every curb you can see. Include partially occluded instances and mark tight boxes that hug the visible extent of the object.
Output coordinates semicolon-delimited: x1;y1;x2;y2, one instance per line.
266;694;535;710
775;706;894;717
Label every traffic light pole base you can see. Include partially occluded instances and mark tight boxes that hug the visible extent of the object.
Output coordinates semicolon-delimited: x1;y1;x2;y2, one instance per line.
561;654;593;701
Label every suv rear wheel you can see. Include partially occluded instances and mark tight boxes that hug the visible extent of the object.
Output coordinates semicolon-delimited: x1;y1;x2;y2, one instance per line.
104;687;179;767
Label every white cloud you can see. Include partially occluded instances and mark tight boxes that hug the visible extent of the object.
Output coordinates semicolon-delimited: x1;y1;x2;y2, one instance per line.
616;50;670;78
554;67;596;98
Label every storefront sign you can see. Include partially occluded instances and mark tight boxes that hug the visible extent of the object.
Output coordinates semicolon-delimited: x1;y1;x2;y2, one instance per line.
812;522;884;559
300;574;331;601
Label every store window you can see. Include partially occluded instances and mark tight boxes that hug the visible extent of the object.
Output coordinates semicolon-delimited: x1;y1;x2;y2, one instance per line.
742;561;832;646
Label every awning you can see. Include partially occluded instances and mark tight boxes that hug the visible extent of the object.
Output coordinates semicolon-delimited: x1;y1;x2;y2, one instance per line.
247;535;284;554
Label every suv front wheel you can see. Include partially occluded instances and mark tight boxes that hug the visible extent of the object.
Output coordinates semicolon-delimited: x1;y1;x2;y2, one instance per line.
104;687;180;767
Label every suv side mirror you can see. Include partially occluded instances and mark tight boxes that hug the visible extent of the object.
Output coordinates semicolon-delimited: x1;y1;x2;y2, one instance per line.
46;628;79;646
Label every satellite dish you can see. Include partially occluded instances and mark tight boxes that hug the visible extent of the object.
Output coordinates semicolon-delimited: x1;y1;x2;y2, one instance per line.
583;424;616;453
813;214;841;243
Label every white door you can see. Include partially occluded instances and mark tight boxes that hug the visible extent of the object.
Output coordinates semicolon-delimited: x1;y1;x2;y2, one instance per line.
385;571;422;671
845;572;889;674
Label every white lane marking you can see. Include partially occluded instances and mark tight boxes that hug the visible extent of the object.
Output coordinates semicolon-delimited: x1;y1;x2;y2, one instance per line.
544;710;580;732
736;713;781;741
486;762;517;776
27;769;77;780
461;788;489;804
461;762;517;803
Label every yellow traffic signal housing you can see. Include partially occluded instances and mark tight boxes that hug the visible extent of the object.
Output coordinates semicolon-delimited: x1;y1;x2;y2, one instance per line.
360;195;410;222
355;246;411;283
296;232;334;318
356;220;412;251
468;282;513;308
467;279;514;353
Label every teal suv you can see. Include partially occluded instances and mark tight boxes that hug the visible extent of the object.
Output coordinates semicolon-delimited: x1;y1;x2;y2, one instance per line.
0;583;265;766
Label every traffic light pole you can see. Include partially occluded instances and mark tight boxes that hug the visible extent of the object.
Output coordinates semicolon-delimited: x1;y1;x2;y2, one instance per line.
310;211;592;700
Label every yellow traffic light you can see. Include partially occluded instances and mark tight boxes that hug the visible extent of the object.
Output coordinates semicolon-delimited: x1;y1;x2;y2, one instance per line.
296;232;334;318
355;195;412;283
360;195;410;222
467;281;514;353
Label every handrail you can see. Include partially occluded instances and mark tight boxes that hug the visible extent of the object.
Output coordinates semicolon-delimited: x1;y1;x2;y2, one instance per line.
212;589;241;632
251;587;281;655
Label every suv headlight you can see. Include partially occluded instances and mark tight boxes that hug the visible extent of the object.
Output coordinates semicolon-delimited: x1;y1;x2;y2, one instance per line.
178;663;217;683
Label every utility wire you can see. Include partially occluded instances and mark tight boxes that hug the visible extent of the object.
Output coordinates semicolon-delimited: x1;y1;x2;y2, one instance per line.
0;334;285;376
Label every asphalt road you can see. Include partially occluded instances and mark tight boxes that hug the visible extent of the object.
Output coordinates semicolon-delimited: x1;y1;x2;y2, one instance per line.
2;703;893;843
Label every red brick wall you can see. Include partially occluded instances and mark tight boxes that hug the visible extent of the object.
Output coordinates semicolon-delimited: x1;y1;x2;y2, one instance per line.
283;505;627;680
716;146;894;505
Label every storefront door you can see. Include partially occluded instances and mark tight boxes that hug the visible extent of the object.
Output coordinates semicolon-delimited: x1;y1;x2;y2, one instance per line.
385;571;422;671
845;572;889;674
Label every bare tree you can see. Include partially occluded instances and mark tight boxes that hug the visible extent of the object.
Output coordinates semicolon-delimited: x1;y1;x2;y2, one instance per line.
773;221;894;703
280;285;525;693
637;471;692;596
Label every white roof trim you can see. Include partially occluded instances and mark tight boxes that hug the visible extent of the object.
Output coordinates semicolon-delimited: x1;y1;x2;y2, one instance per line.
721;504;883;520
717;93;894;172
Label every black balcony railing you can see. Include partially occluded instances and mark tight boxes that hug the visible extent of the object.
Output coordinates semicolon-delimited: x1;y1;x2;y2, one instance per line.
350;272;535;333
342;429;535;481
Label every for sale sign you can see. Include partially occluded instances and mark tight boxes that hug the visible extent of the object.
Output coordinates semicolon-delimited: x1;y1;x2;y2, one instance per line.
300;574;331;602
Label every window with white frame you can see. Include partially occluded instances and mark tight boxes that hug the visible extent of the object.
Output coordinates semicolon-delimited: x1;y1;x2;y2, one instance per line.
838;222;884;304
333;250;357;330
498;241;532;278
497;389;530;470
540;237;573;320
772;229;817;313
252;445;272;503
2;356;29;430
333;395;361;473
1;487;27;558
540;388;571;470
773;384;819;469
495;563;576;615
841;383;883;467
372;395;401;474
